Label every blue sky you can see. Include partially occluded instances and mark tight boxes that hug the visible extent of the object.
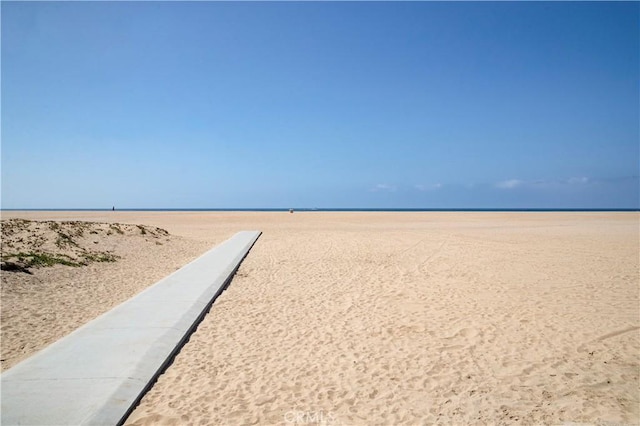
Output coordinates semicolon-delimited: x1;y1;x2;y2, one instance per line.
2;1;638;209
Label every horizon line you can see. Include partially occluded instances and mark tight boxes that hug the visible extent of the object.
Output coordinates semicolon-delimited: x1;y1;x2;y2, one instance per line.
1;208;639;212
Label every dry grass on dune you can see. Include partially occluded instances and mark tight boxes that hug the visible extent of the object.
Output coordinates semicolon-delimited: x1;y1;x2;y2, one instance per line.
1;218;169;271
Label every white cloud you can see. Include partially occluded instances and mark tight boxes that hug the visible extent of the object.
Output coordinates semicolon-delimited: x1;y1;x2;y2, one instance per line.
496;179;523;189
370;183;397;192
567;176;589;185
496;177;591;189
415;183;442;191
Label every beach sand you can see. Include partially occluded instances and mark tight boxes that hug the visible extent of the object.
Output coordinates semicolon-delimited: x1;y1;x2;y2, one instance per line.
1;211;638;425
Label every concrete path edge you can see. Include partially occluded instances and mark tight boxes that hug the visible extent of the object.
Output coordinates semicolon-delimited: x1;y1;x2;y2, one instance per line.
1;230;261;426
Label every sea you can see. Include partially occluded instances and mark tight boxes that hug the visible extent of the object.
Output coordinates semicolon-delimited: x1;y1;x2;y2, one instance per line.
2;208;637;212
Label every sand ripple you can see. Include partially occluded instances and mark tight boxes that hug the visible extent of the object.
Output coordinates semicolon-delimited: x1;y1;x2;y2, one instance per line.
123;213;639;425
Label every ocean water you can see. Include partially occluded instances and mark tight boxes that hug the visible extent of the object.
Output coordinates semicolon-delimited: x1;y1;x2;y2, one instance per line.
2;208;637;212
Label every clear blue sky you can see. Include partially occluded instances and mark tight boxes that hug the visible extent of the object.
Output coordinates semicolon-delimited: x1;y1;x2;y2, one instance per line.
2;1;638;209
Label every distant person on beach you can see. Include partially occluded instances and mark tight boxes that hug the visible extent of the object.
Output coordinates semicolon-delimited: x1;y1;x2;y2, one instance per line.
112;206;115;211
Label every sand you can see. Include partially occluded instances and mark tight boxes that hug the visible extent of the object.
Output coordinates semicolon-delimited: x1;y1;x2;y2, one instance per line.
1;211;638;425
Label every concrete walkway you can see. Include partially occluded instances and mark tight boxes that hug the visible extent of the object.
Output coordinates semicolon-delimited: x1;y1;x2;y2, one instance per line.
1;231;261;426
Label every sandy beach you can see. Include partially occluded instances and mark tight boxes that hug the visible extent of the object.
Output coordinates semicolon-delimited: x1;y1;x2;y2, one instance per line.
1;211;638;425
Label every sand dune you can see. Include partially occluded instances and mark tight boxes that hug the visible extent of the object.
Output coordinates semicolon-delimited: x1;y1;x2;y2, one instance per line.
1;211;638;424
0;217;212;371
